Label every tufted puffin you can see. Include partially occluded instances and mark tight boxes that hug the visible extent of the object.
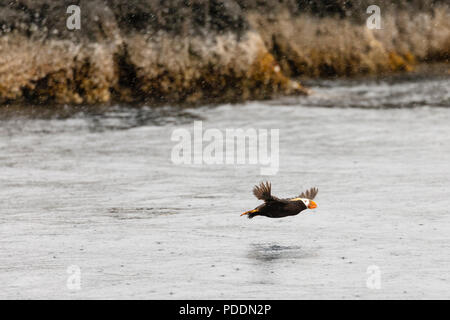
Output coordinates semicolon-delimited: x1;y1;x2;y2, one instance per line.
241;181;318;219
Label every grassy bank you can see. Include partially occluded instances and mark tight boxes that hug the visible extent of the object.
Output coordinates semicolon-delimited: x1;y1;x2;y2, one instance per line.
0;1;448;106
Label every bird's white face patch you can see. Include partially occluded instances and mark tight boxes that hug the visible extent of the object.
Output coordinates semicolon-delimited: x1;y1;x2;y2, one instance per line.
290;197;310;206
300;199;310;207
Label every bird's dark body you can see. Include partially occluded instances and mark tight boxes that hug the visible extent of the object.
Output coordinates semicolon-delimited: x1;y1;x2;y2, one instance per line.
251;199;307;218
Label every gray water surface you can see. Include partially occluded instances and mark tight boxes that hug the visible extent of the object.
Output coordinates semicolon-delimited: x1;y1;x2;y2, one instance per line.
1;75;449;299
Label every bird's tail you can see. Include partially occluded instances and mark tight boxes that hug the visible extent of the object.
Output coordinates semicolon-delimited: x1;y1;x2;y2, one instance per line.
240;209;259;219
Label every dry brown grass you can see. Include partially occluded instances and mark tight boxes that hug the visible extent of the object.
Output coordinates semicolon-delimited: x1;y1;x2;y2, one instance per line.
248;5;450;77
126;31;305;104
0;31;305;105
0;36;116;104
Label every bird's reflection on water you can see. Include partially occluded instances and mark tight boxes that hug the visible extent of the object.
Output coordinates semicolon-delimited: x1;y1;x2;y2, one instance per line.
248;243;315;262
246;243;317;285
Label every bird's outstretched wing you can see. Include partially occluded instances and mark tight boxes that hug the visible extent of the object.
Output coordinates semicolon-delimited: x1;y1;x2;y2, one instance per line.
297;187;319;200
253;181;278;202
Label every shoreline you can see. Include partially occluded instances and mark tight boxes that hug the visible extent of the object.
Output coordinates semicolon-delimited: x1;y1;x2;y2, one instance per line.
0;62;447;117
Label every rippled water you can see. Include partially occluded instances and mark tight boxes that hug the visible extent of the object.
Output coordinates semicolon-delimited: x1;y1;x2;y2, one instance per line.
1;74;449;299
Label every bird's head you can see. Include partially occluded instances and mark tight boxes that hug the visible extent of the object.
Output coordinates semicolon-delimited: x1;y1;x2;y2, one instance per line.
291;198;317;210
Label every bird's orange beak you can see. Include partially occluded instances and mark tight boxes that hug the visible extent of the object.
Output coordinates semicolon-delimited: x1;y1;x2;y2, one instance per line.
308;201;317;209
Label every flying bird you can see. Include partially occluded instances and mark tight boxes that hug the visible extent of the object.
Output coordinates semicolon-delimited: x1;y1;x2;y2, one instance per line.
241;182;318;219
